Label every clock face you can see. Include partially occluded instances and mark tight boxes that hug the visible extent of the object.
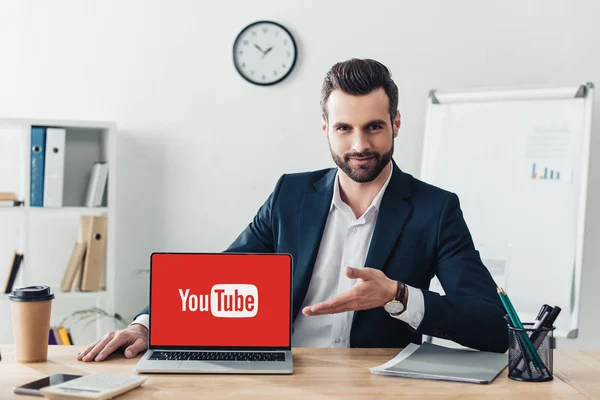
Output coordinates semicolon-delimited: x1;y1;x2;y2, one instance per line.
233;21;297;86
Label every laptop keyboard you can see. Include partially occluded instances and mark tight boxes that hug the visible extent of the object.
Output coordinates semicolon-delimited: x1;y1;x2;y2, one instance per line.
148;351;286;362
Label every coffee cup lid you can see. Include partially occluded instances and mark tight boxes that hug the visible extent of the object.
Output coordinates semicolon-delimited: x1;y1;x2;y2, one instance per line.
8;285;55;302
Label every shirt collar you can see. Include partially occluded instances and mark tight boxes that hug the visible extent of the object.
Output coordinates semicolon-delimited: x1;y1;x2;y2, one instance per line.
330;163;393;215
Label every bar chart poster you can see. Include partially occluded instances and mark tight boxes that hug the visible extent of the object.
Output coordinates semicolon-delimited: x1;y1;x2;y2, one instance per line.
531;162;563;180
524;124;573;183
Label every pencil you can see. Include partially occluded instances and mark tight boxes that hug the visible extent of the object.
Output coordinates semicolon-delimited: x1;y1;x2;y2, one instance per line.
497;288;545;373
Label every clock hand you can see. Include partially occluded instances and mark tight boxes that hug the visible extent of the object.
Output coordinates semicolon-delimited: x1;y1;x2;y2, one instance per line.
253;43;265;53
261;46;274;59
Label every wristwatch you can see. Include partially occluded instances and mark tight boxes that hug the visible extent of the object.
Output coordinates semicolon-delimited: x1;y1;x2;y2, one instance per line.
384;281;408;316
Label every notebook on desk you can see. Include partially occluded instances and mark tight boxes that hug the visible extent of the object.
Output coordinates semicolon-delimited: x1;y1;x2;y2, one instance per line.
370;342;507;384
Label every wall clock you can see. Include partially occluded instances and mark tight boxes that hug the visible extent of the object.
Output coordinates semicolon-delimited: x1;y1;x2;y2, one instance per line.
233;20;297;86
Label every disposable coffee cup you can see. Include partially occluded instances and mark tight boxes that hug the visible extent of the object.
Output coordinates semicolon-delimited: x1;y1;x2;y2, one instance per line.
9;285;54;363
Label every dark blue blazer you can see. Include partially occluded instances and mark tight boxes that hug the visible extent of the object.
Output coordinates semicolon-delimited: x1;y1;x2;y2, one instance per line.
138;161;508;352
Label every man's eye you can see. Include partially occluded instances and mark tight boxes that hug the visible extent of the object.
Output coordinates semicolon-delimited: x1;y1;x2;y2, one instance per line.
337;126;351;132
369;124;382;131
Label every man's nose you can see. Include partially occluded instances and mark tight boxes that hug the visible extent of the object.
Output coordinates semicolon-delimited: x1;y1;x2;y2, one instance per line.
351;132;370;154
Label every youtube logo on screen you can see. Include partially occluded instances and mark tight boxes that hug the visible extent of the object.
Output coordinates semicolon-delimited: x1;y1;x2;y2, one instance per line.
150;253;291;347
179;284;258;318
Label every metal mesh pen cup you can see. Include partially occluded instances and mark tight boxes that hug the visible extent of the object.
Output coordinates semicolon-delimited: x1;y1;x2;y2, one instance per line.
508;323;555;382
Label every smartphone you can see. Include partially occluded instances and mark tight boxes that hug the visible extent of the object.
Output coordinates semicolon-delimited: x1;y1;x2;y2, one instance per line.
14;374;82;396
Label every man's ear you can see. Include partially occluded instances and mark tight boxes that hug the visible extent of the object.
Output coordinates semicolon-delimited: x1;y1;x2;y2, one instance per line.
393;111;401;138
321;117;328;138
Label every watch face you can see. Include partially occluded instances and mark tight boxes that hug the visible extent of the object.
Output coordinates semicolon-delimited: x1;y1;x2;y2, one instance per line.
233;21;297;86
384;301;405;315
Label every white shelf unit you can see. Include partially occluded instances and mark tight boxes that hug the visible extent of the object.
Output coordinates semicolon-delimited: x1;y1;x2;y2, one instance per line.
0;118;117;346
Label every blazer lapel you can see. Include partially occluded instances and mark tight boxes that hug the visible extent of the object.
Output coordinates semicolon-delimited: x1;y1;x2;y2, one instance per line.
293;169;336;321
364;162;414;271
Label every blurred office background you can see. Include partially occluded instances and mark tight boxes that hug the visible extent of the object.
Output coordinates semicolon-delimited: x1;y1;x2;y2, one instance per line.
0;0;598;349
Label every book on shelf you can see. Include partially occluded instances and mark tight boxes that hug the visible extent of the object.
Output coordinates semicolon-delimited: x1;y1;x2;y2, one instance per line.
3;252;24;294
0;200;24;207
85;162;109;207
60;242;87;292
62;215;107;292
0;192;24;207
0;192;16;201
48;328;58;345
52;327;62;344
58;327;71;345
49;327;73;345
70;258;84;292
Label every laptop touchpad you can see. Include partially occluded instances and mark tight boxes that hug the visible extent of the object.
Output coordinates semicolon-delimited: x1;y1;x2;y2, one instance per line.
180;361;236;371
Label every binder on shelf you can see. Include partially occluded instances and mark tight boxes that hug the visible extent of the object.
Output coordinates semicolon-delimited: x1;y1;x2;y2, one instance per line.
30;127;47;207
43;128;66;207
3;252;24;294
60;242;87;292
85;162;108;207
48;328;58;345
80;215;107;291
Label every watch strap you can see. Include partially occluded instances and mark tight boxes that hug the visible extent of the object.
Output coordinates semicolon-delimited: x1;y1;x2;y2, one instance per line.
395;281;403;301
394;281;408;308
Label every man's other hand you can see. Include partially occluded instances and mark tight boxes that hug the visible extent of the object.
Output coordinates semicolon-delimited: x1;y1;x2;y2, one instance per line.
302;266;397;316
77;324;148;362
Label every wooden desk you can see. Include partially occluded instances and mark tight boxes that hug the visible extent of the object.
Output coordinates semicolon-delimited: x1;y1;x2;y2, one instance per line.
0;346;598;399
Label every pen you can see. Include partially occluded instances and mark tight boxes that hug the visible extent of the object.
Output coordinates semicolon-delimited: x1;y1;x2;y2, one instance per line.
532;306;552;332
542;306;561;330
536;304;552;321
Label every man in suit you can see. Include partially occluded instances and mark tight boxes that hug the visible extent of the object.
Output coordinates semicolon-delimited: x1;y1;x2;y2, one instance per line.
78;58;508;362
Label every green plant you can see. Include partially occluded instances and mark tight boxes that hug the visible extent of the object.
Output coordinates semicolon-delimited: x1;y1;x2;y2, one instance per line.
59;307;129;330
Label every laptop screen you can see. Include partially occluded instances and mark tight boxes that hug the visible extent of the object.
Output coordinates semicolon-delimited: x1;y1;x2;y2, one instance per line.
149;253;292;349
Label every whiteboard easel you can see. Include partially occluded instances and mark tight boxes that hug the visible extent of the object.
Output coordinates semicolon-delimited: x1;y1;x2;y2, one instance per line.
420;83;594;340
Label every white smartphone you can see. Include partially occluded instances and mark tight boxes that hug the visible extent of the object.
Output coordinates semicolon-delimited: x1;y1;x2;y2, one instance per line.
14;374;82;396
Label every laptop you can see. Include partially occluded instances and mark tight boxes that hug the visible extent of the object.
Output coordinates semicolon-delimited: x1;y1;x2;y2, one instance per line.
135;252;294;374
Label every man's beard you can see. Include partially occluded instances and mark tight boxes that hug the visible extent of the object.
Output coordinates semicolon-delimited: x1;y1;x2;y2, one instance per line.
329;141;394;183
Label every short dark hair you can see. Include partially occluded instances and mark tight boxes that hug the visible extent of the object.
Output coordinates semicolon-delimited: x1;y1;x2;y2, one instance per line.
320;58;399;123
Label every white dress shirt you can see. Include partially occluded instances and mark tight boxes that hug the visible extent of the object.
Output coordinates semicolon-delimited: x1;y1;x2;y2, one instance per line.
291;165;424;347
132;165;425;346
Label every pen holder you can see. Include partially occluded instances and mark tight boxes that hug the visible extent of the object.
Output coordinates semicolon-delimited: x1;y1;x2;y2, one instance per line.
508;323;555;382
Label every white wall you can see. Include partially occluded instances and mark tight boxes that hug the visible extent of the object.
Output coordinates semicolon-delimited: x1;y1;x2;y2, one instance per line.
0;0;598;348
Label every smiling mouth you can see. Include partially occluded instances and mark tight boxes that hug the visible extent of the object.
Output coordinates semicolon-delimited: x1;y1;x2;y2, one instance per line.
350;156;375;162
